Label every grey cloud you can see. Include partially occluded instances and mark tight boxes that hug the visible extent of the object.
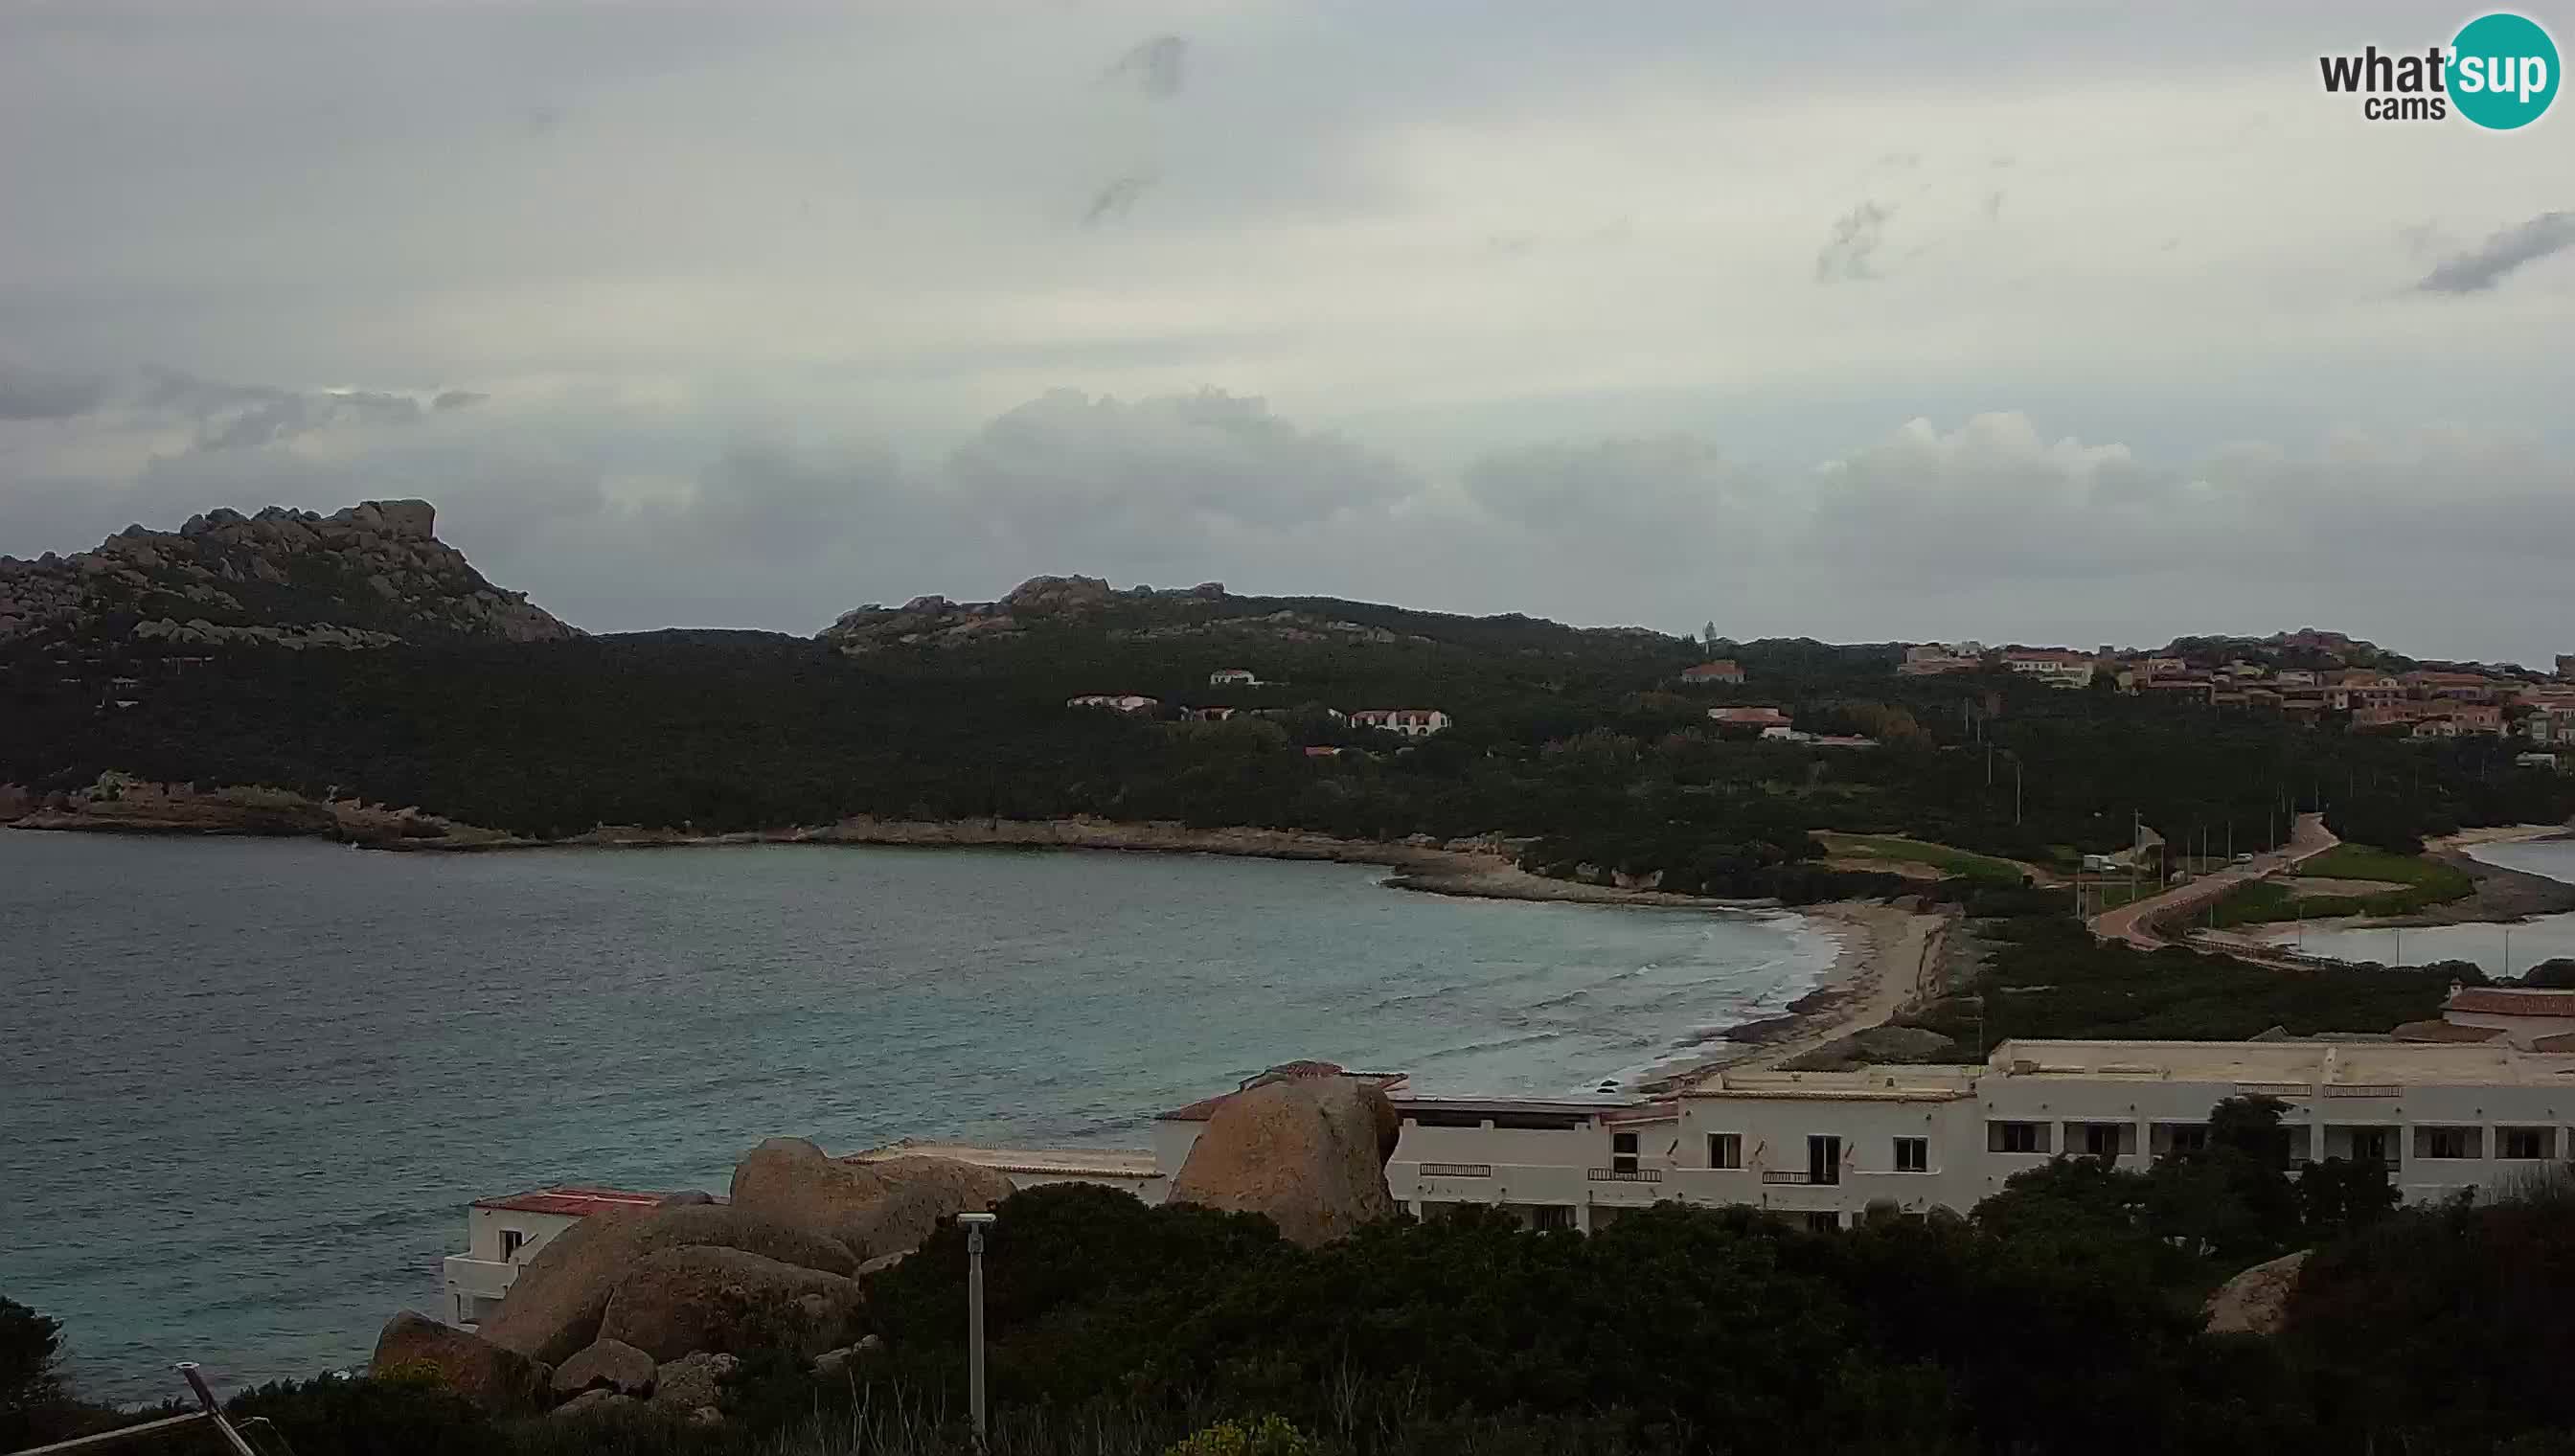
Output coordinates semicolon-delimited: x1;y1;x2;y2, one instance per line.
195;389;423;451
1082;173;1157;226
0;364;113;421
433;390;489;411
1104;34;1187;100
2415;211;2575;294
1982;189;2005;223
1813;201;1893;282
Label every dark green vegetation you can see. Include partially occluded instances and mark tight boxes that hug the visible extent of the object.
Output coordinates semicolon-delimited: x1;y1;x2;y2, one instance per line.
7;598;2567;894
23;1146;2575;1456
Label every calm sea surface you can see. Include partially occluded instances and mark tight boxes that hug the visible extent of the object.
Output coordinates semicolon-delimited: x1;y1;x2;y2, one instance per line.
0;832;1835;1403
2280;837;2575;974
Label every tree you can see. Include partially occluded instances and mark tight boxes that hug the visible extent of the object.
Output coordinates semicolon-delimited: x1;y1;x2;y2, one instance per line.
0;1298;65;1446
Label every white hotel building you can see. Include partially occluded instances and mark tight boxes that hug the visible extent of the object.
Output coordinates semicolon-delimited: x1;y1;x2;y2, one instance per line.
1375;1039;2575;1231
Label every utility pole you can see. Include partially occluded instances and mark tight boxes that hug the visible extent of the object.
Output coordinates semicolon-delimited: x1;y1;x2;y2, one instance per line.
2015;759;2023;826
960;1212;996;1444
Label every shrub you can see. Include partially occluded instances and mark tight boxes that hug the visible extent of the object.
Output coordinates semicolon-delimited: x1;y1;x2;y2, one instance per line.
1164;1415;1318;1456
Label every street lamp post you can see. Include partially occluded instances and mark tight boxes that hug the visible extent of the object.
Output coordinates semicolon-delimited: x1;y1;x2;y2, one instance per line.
959;1212;997;1445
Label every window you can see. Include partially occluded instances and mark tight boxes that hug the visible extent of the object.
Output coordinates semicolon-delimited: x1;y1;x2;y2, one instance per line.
1612;1131;1638;1176
2166;1125;2209;1155
1893;1136;1928;1172
2501;1128;2551;1160
2349;1128;2390;1163
499;1228;526;1262
1991;1121;2044;1154
2421;1126;2477;1160
1804;1211;1841;1234
2083;1123;2125;1159
1708;1133;1743;1170
1808;1134;1842;1186
1531;1205;1576;1232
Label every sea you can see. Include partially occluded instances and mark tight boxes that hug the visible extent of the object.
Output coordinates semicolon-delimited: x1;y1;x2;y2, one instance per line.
2278;837;2575;975
0;831;1840;1404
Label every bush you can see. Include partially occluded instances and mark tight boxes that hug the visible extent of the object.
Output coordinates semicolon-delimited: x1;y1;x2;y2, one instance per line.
1164;1415;1317;1456
225;1372;505;1456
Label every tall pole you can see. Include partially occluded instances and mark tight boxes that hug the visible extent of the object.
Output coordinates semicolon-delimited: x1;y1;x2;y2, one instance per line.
960;1212;995;1444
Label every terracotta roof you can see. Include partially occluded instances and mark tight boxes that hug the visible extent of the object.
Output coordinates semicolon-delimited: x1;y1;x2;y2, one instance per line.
2531;1033;2575;1054
2391;1019;2506;1043
2446;989;2575;1017
472;1187;677;1218
1679;661;1743;677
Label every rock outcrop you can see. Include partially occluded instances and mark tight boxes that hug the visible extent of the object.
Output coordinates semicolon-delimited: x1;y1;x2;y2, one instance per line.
2203;1248;2310;1336
648;1352;739;1414
550;1389;643;1421
480;1201;857;1366
729;1140;1017;1260
596;1245;863;1362
369;1311;552;1413
0;499;576;648
550;1337;657;1398
1167;1065;1400;1247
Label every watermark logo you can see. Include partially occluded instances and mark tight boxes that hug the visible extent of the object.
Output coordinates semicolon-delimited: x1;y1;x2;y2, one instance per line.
2317;11;2558;128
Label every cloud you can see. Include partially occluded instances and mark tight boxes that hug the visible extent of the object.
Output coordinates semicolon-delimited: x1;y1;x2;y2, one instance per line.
2415;211;2575;294
1081;173;1157;226
433;390;489;411
1982;189;2005;223
1813;201;1893;282
1104;34;1187;100
0;364;113;421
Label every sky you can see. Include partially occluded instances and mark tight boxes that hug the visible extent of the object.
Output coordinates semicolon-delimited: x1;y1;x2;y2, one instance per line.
2;1;2571;664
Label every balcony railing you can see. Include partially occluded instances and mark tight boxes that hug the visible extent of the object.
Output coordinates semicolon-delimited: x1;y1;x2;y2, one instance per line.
2324;1083;2401;1098
1760;1171;1810;1185
1587;1167;1663;1182
2238;1081;2314;1097
443;1254;516;1300
1418;1162;1493;1178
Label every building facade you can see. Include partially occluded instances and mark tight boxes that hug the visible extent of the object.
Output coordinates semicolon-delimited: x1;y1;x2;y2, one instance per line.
1383;1040;2575;1230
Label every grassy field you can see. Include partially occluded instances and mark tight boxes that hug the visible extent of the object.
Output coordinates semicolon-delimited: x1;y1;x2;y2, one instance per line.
2210;846;2474;928
1819;832;2028;885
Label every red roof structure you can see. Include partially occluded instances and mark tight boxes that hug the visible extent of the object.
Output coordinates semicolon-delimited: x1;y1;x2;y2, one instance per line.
470;1187;679;1218
2447;989;2575;1017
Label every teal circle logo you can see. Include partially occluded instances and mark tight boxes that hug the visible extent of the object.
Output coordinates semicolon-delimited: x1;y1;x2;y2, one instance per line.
2450;12;2559;129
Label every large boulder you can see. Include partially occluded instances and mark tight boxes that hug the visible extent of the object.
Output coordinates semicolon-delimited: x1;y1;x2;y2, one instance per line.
481;1200;857;1365
1168;1071;1398;1247
2203;1248;2311;1336
649;1352;740;1413
597;1245;863;1362
550;1337;656;1398
729;1140;1016;1260
551;1389;642;1421
369;1311;551;1413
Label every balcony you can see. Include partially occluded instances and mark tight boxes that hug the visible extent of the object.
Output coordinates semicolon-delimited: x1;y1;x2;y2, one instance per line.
1418;1162;1493;1178
1759;1171;1811;1185
443;1255;516;1303
1586;1167;1663;1182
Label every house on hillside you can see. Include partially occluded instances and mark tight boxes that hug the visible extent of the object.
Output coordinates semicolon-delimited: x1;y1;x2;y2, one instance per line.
2002;648;2096;689
1208;668;1261;687
1675;660;1745;686
1708;706;1793;731
1898;644;1981;676
1068;694;1159;715
1186;706;1239;722
1351;709;1450;738
2407;987;2575;1050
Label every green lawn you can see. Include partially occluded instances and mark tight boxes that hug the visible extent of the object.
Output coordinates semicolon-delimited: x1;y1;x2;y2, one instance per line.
1820;833;2028;885
2210;846;2474;928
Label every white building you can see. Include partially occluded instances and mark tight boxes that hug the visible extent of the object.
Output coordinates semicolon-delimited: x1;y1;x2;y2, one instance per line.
443;1187;676;1326
1350;709;1450;738
2002;649;2098;689
1208;669;1261;687
1383;1040;2575;1230
1066;694;1159;714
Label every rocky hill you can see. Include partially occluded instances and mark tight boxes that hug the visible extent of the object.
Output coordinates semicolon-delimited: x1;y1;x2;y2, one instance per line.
0;499;576;648
818;573;1672;657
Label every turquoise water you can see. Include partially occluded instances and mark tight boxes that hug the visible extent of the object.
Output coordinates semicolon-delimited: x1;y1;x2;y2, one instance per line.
0;832;1835;1403
2280;838;2575;975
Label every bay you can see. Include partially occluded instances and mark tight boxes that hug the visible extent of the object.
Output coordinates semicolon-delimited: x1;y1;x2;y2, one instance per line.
2277;837;2575;975
0;831;1835;1403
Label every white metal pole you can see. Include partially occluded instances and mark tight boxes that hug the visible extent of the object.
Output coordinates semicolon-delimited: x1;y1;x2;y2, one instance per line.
960;1212;996;1444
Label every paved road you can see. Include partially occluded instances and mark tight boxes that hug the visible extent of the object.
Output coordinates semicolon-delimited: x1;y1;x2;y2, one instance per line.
2088;812;2338;951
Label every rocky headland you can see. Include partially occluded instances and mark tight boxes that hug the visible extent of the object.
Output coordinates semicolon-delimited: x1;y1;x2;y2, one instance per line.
0;498;576;648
